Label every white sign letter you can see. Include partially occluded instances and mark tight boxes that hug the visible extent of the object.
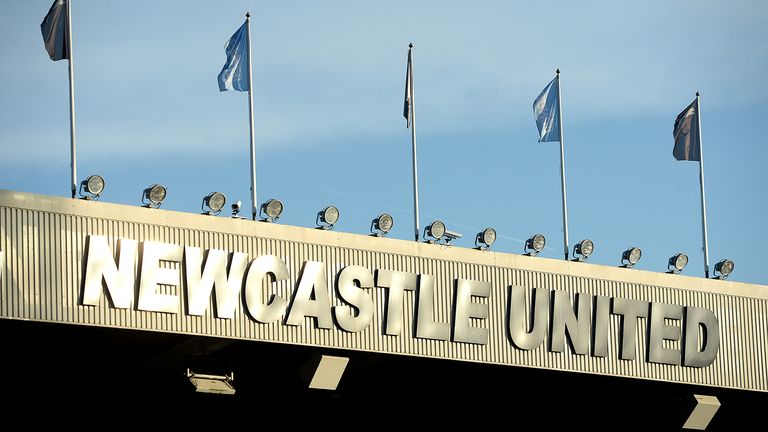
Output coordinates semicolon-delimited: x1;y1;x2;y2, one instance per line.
185;247;248;318
333;265;374;333
138;241;183;314
285;261;332;329
82;235;137;308
452;279;490;345
244;255;290;323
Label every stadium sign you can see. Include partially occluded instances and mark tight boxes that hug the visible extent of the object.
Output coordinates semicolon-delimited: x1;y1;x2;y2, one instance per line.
81;235;719;367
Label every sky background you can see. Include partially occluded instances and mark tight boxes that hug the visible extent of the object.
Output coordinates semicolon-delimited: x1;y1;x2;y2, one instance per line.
1;1;766;285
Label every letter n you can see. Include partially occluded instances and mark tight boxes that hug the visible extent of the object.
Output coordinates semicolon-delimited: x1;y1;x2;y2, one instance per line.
82;235;137;308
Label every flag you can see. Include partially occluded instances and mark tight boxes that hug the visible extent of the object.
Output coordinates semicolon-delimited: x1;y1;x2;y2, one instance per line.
533;77;560;142
218;22;249;92
41;0;69;61
673;99;700;161
403;48;413;128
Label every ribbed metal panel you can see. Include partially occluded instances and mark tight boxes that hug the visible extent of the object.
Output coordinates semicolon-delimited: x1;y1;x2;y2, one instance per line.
1;190;767;392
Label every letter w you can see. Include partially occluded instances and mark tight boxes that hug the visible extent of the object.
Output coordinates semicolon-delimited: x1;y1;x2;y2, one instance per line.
185;247;248;318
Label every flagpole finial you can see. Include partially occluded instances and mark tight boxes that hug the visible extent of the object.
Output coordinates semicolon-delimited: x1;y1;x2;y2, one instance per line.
409;43;414;49
556;68;560;75
246;12;250;19
696;91;700;97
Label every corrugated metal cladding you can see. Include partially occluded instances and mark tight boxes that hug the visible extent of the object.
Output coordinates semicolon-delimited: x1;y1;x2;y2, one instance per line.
1;190;767;393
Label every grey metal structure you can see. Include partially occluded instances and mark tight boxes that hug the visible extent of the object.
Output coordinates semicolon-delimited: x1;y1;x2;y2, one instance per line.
0;190;766;393
695;92;711;278
555;69;570;261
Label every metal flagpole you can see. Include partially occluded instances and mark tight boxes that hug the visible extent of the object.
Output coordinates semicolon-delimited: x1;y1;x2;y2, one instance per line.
245;13;258;220
408;43;420;242
556;69;570;260
66;0;77;198
696;91;711;278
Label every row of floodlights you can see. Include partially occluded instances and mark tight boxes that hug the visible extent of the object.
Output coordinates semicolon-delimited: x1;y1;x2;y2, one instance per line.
525;235;595;262
77;176;735;279
79;175;383;230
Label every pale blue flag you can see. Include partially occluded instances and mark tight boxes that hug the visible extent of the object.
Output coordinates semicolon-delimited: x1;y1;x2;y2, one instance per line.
533;77;560;142
218;22;249;92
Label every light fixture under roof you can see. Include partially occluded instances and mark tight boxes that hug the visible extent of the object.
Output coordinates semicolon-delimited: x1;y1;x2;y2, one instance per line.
371;213;394;237
317;205;340;230
79;174;105;200
202;191;226;215
142;184;167;208
301;355;349;391
524;234;546;256
259;198;283;222
186;369;235;395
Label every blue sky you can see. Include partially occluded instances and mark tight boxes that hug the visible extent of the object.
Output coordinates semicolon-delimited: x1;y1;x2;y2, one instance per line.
1;1;766;285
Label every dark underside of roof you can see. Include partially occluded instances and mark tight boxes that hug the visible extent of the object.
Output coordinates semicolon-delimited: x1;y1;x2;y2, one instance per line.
1;318;763;429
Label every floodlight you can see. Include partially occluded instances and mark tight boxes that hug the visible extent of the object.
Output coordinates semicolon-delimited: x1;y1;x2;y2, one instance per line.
668;253;688;274
713;259;734;279
259;199;283;222
142;184;167;208
424;220;446;243
79;175;105;200
475;228;497;250
573;239;594;262
371;213;394;237
621;247;642;268
424;221;462;245
202;191;226;215
524;234;546;256
186;369;235;395
317;205;340;230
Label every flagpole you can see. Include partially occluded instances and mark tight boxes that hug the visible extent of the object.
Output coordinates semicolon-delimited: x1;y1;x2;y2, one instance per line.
409;43;420;242
696;91;711;278
245;13;257;220
556;69;570;260
66;0;77;198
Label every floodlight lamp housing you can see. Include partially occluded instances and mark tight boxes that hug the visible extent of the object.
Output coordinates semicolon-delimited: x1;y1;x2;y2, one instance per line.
316;206;340;230
371;213;394;237
667;253;688;274
475;228;496;250
259;199;284;222
424;220;446;244
621;247;642;268
524;234;546;256
79;175;105;200
202;191;227;215
713;259;734;279
572;239;594;262
142;184;167;208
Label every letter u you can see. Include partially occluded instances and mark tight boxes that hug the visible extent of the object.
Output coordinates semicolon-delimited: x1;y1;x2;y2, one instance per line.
507;286;550;350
